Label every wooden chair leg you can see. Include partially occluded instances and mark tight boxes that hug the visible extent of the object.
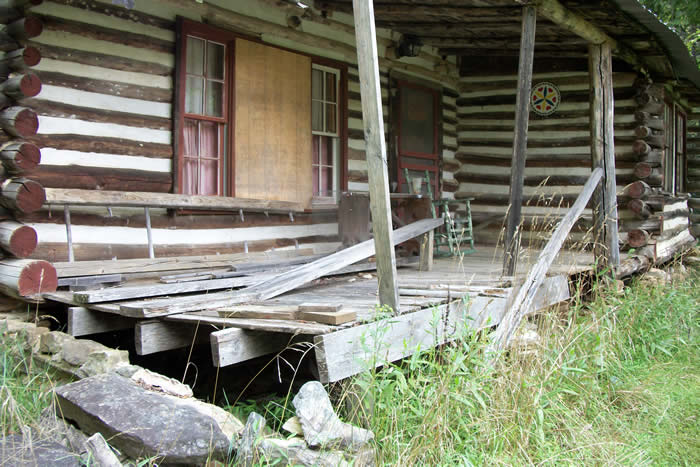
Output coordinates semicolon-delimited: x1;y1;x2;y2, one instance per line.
419;229;434;271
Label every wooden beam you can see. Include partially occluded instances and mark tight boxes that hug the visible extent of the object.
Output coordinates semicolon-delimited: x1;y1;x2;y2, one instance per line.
533;0;638;66
589;42;621;268
44;188;304;213
134;320;209;355
503;5;536;277
351;0;400;312
67;307;134;337
210;328;291;367
489;168;603;356
314;274;570;382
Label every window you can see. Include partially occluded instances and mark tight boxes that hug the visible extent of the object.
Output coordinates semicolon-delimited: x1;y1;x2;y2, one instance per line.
176;19;347;208
663;101;688;194
312;65;340;203
178;21;233;196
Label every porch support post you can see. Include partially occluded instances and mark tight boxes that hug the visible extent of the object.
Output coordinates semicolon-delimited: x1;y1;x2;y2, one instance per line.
351;0;400;312
589;42;620;268
503;5;536;277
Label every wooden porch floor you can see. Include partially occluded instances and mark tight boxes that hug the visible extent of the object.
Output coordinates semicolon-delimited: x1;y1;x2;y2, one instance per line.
44;246;594;382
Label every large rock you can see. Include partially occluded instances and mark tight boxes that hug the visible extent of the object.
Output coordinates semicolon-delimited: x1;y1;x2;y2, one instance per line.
54;373;231;465
235;412;267;467
292;381;374;451
259;438;350;467
0;433;81;467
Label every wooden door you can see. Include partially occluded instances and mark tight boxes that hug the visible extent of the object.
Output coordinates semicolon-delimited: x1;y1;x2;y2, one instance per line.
395;80;440;198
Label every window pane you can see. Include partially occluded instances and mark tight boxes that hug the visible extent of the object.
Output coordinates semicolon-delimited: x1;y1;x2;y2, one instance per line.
320;166;333;197
312;100;323;132
183;157;198;195
199;158;219;196
200;121;219;158
183;119;198;156
320;135;332;166
186;76;204;114
186;37;204;75
312;69;323;100
325;72;337;102
325;103;337;134
312;135;319;164
399;86;436;155
207;42;225;80
312;166;319;196
206;80;223;117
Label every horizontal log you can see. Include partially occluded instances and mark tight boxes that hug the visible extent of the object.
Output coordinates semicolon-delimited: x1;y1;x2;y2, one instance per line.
637;100;663;115
0;0;42;24
17;133;173;159
638;149;663;164
28;165;172;192
0;258;56;297
0;140;40;173
0;106;37;137
619;216;660;233
634;126;657;138
632;139;651;155
0;220;36;257
0;72;41;99
644;134;665;148
0;47;41;77
627;199;652;219
614;254;651;279
634;111;665;130
44;188;306;213
0;177;44;213
634;167;663;185
626;228;650;248
634;162;659;179
4;16;43;40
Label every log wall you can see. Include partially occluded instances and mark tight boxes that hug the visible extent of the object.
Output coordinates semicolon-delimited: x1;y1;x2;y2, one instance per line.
454;69;639;247
9;0;459;261
689;106;699;238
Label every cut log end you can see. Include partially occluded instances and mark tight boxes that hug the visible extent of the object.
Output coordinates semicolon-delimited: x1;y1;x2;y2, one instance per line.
21;46;41;67
6;224;37;257
1;107;39;137
17;260;57;295
7;141;40;171
627;229;650;248
10;178;46;213
18;73;41;97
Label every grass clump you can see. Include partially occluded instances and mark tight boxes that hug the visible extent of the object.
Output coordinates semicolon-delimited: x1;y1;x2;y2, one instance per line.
0;327;56;436
347;268;699;466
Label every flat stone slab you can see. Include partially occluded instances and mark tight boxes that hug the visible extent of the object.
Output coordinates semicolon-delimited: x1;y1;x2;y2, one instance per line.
54;373;231;464
0;434;81;467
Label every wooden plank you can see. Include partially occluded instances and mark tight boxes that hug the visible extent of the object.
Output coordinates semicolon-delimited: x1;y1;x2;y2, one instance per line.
58;274;122;288
313;274;570;383
419;229;434;272
210;328;291;367
352;0;400;312
244;217;442;301
589;42;621;268
503;5;536;277
67;306;134;337
298;303;356;325
71;275;263;304
52;249;313;277
134;319;210;355
165;312;334;335
43;188;304;212
488;168;603;356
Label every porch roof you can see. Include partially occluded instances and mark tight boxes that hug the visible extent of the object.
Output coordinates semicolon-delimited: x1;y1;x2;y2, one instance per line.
315;0;700;94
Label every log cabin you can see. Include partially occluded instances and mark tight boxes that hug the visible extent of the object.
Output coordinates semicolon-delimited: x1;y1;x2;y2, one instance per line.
0;0;698;380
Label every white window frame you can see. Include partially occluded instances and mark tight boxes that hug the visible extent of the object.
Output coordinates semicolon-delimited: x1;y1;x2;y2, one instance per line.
312;64;340;204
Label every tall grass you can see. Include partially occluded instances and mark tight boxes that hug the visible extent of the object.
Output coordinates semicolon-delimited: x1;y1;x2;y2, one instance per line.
0;327;56;436
345;268;699;466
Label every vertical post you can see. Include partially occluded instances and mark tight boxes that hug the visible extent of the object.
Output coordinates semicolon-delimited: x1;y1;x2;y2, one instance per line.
503;5;537;276
589;42;620;268
351;0;400;312
144;207;155;259
64;205;74;263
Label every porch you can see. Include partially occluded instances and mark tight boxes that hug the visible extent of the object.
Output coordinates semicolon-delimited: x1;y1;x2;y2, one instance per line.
42;245;592;383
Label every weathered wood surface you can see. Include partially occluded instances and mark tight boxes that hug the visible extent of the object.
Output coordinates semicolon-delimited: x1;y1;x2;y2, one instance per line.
0;106;37;137
67;306;134;336
488;168;602;356
589;42;620;268
52;249;314;277
210;328;292;367
244;217;442;301
44;188;304;213
0;177;45;213
314;274;572;383
134;319;210;355
0;141;40;174
503;4;536;276
352;0;400;312
165;311;334;335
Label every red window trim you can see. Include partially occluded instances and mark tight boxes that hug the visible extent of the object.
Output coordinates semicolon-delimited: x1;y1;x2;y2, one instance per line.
174;17;349;202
